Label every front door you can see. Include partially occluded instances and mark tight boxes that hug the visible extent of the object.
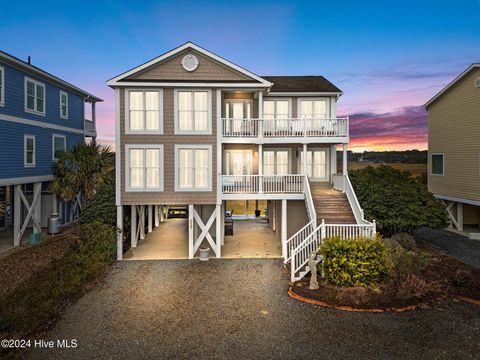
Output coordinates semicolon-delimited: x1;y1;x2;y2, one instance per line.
299;149;329;181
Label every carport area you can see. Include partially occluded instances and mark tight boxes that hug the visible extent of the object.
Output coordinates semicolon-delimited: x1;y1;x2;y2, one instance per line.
124;218;188;260
222;217;281;258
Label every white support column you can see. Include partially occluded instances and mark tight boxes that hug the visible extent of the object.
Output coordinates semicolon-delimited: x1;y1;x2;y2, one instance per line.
303;143;307;175
188;204;194;259
272;200;276;231
160;205;164;222
154;205;159;227
281;199;287;260
33;182;42;233
140;206;145;240
258;91;264;139
221;201;225;245
331;144;337;179
52;195;58;215
14;185;21;246
258;144;263;193
342;143;348;175
457;203;464;232
148;205;153;233
216;204;221;258
117;205;123;260
217;89;223;204
131;205;137;248
92;102;96;124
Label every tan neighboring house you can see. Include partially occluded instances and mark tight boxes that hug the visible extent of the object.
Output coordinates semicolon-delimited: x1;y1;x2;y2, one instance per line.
425;64;480;239
108;42;375;281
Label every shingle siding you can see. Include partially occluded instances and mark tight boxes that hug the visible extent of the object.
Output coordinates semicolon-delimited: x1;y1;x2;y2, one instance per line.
428;67;480;202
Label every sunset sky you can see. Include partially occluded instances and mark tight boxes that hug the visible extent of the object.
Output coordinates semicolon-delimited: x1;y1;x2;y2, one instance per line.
1;0;479;152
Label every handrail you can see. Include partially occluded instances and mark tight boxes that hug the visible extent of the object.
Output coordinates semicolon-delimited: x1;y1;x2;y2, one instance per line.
284;219;315;264
222;117;349;138
303;175;317;224
221;174;304;194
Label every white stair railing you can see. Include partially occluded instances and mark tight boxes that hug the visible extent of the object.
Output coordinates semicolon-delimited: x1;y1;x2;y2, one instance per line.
290;221;377;282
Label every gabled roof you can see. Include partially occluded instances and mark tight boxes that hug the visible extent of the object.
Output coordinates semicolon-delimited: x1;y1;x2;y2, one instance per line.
424;63;480;109
107;42;273;87
262;76;342;94
0;50;102;102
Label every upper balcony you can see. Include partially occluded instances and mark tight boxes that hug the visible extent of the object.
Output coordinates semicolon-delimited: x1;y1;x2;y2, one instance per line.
84;119;96;138
221;117;349;144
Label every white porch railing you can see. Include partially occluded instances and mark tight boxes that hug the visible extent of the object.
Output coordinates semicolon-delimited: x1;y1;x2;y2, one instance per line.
84;119;96;137
221;174;305;194
290;220;377;282
222;117;349;138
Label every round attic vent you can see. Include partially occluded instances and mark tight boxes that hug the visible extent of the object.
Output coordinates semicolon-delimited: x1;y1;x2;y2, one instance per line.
182;54;199;72
475;78;480;88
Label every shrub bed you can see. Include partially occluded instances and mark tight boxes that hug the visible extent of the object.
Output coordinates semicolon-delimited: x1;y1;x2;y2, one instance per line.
319;236;390;286
0;221;116;353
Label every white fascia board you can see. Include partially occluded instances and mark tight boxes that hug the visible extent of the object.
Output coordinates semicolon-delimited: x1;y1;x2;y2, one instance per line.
106;42;273;87
107;81;270;88
424;63;480;109
433;193;480;207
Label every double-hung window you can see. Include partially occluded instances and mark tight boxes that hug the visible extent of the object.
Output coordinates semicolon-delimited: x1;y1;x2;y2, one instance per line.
175;145;211;191
431;153;444;176
263;150;289;175
127;90;163;133
24;135;35;167
60;91;68;119
175;90;210;134
25;77;45;115
52;135;66;161
126;145;164;191
263;99;290;131
0;66;4;106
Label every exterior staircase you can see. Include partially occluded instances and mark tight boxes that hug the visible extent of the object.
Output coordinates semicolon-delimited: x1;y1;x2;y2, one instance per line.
310;183;356;224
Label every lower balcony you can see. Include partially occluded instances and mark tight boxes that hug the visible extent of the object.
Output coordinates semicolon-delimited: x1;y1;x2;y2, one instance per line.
221;174;306;200
84;119;96;138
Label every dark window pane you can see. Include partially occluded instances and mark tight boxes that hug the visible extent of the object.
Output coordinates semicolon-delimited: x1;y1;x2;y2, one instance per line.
431;154;444;175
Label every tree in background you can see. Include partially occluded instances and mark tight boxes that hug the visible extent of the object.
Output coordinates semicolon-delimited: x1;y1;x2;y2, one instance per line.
349;166;447;236
49;143;114;203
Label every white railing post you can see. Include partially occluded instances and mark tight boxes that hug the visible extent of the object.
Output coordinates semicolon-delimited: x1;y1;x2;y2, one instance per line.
320;219;326;239
258;144;263;194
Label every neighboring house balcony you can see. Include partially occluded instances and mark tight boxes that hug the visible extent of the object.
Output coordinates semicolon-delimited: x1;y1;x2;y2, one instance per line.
84;119;96;138
221;117;349;144
221;174;306;200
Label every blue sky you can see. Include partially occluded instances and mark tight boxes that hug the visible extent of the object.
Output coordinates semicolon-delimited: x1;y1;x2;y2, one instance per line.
1;0;479;150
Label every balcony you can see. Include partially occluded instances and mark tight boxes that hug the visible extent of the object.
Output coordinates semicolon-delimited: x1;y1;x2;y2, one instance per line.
221;117;349;143
84;119;96;138
221;174;306;200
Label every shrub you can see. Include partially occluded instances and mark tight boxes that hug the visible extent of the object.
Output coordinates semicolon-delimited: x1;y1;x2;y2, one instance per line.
391;233;416;251
384;238;429;275
349;166;448;236
0;221;116;339
396;274;443;300
319;236;390;287
79;182;116;227
450;269;474;288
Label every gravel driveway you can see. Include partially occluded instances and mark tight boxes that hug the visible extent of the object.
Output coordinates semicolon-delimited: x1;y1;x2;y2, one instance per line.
415;227;480;268
27;259;480;359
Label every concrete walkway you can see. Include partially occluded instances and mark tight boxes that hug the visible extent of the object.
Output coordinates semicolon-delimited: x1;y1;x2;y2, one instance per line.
124;218;188;260
27;259;480;359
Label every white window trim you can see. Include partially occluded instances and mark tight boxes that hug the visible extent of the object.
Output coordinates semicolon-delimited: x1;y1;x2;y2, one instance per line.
430;152;445;176
297;97;331;118
125;144;165;192
52;134;67;161
125;89;164;134
263;147;292;175
24;77;46;116
174;89;212;135
24;135;35;167
59;90;68;119
0;66;4;107
174;144;212;192
297;146;330;181
262;97;292;118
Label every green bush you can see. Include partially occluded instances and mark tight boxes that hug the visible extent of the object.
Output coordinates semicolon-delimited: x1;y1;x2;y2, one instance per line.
79;182;116;227
349;166;448;236
319;236;390;287
384;239;429;275
391;233;416;251
0;221;116;338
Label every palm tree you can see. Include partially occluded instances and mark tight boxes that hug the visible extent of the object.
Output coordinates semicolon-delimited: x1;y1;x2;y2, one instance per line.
49;142;114;203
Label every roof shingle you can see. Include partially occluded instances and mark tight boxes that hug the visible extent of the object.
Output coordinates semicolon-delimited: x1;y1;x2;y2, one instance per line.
262;76;341;93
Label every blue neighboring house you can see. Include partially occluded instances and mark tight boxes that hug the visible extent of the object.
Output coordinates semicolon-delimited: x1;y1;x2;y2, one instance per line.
0;50;102;247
